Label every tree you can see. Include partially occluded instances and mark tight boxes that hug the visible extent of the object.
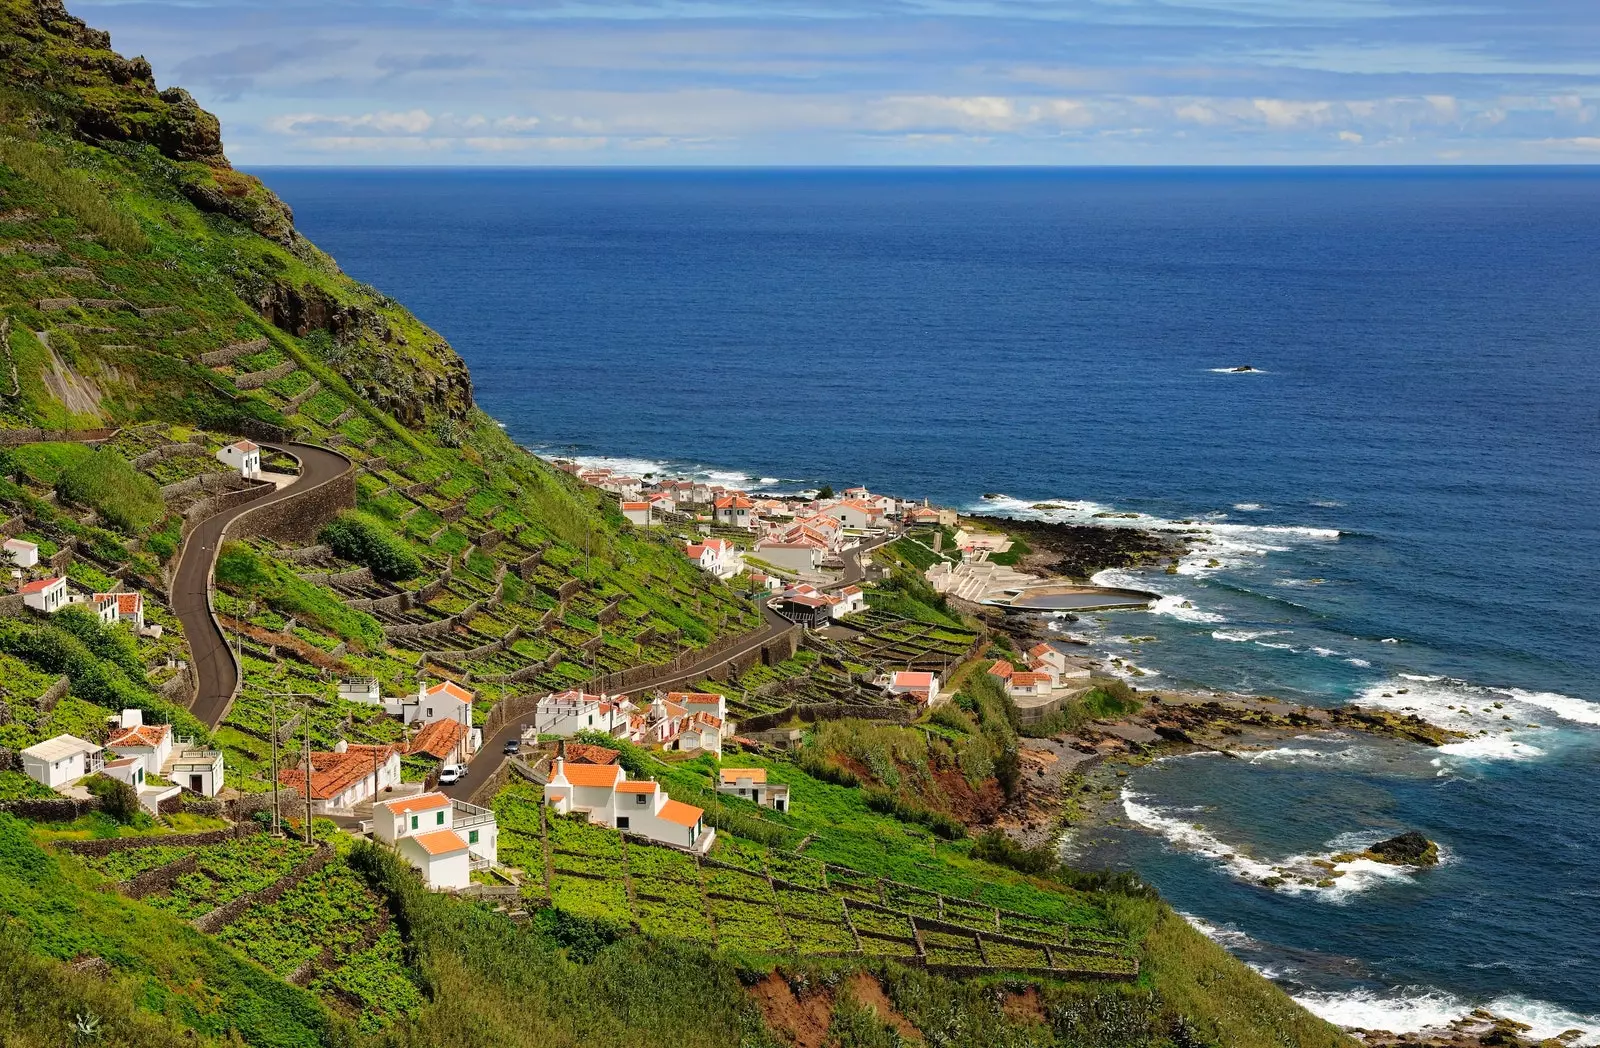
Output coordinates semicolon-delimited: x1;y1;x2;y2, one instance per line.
816;485;834;500
84;774;140;823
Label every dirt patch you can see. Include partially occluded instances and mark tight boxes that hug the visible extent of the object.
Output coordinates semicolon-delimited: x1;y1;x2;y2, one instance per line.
843;972;922;1041
1000;986;1049;1026
750;972;832;1048
36;331;106;417
219;616;349;673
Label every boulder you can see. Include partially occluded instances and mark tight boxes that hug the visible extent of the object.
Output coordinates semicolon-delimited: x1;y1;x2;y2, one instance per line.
1367;831;1440;866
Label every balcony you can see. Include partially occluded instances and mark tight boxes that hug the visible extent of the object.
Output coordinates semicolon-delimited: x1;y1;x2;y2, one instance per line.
451;798;496;831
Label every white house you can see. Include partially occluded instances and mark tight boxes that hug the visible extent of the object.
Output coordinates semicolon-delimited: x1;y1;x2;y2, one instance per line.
279;742;403;814
1027;644;1068;676
831;585;867;618
532;691;634;737
216;439;262;479
19;734;101;790
827;499;885;531
3;538;38;569
621;501;653;527
714;494;757;530
105;713;173;778
373;791;498;891
92;592;144;630
753;538;822;574
717;767;790;813
388;680;476;729
166;744;225;797
19;576;67;613
544;758;713;853
669;712;725;758
684;538;741;580
77;592;118;625
1007;672;1053;699
885;671;940;705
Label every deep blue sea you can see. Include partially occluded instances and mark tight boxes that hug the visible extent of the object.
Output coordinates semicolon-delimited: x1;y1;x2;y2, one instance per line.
256;167;1600;1039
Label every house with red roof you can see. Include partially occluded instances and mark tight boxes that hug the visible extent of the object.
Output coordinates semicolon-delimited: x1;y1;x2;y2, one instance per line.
278;741;403;814
373;791;498;891
684;537;741;580
19;576;67;614
216;439;261;479
717;768;790;813
620;500;653;527
544;756;714;853
92;591;144;630
884;670;941;706
714;493;757;530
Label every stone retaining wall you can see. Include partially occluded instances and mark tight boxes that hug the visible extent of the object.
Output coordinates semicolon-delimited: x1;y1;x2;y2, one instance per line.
132;442;208;469
0;427;115;446
162;471;249;500
59;826;246;857
224;451;355;545
36;675;70;715
200;338;268;367
234;360;297;391
193;843;333;933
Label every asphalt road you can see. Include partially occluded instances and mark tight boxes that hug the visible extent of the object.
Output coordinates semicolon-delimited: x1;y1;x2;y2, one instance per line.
171;442;352;729
440;604;797;800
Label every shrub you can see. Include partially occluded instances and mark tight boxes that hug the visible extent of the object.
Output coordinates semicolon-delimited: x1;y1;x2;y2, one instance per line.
320;512;422;582
83;774;139;823
56;451;165;535
971;828;1058;876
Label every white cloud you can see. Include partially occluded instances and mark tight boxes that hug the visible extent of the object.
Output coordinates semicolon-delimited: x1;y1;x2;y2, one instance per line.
1338;130;1362;143
266;109;434;136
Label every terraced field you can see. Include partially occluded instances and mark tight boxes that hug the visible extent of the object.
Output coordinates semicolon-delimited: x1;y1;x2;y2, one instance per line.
69;832;423;1030
492;784;1137;979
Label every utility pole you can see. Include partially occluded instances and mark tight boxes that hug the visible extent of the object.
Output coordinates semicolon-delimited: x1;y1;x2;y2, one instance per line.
269;694;280;834
302;710;313;844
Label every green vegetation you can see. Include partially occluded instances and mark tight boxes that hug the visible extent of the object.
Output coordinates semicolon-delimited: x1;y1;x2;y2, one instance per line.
56;449;165;534
319;511;422;582
215;542;385;649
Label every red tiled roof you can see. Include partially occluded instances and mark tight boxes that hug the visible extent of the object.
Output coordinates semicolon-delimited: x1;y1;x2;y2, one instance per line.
18;577;63;595
425;680;474;704
409;828;468;856
720;768;767;784
94;592;142;615
658;799;704;828
615;780;659;794
988;660;1015;680
1011;672;1052;686
621;501;650;510
381;792;450;816
228;440;260;452
407;719;468;760
279;746;397;801
107;724;170;750
565;743;620;765
558;762;624;788
891;671;934;689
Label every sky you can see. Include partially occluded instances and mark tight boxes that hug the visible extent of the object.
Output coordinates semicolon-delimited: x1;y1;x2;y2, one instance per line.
70;0;1600;165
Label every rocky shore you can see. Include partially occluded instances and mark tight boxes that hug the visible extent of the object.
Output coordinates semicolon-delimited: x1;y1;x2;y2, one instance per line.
967;513;1187;581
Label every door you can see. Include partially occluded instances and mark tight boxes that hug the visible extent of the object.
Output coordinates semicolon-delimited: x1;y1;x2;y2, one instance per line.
189;774;204;794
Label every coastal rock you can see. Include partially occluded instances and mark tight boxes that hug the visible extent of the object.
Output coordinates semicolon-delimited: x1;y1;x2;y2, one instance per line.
1367;831;1440;867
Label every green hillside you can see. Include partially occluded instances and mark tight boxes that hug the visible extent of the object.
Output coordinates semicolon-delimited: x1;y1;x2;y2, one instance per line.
0;2;1359;1045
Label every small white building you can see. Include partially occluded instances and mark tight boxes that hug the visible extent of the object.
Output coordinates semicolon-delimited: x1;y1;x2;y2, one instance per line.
621;501;653;527
718;768;790;813
544;759;713;853
167;744;225;797
19;734;101;789
216;439;262;479
91;592;144;630
714;494;757;530
684;538;741;580
19;576;67;613
531;690;634;737
1008;672;1053;699
373;792;498;891
105;713;173;779
827;499;885;531
389;680;476;730
831;585;867;618
3;538;38;569
885;671;940;706
78;593;118;625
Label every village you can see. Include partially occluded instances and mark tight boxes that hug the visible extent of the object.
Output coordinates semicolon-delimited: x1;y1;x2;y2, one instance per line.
10;448;1107;897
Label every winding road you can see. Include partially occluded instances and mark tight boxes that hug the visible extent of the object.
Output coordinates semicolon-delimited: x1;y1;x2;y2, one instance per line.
171;442;352;729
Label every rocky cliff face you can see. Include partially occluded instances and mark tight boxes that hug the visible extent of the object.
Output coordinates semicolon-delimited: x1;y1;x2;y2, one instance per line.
0;0;477;424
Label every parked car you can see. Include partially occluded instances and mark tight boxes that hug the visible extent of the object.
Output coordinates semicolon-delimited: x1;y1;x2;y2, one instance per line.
438;764;466;785
503;738;521;755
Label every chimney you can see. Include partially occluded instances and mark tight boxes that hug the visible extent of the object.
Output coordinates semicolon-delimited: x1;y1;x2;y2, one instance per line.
557;738;566;761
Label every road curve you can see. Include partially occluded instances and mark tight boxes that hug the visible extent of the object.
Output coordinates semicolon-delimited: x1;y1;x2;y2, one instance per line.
440;604;797;800
171;442;352;729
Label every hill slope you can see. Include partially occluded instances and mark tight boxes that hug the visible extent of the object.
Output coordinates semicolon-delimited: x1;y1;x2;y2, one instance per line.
0;3;1358;1046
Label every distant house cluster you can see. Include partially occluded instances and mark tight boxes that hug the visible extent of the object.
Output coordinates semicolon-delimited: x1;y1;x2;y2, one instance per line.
527;689;731;759
988;644;1093;699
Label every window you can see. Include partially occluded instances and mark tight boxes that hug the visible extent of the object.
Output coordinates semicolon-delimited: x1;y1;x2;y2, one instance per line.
436;811;445;826
636;793;647;805
616;816;630;829
738;788;747;796
468;830;479;844
410;815;418;830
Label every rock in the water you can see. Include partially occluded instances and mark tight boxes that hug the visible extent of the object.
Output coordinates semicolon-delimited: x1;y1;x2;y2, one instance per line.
1367;831;1439;866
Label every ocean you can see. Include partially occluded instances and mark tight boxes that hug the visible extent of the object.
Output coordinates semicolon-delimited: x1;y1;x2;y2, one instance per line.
255;167;1600;1039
